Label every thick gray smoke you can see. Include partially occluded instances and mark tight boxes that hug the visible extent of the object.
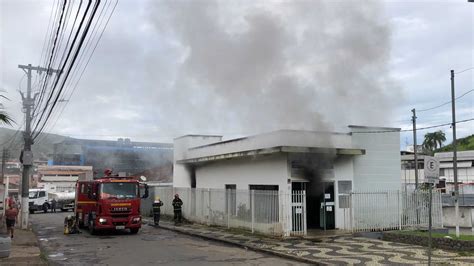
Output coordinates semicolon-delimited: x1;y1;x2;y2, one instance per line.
146;0;399;135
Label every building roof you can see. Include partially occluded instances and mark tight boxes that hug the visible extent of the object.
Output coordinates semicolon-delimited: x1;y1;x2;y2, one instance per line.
178;129;367;164
435;150;474;161
178;146;365;164
57;137;173;149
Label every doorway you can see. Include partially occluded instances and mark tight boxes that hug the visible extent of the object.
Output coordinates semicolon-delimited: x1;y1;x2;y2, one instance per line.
306;181;335;229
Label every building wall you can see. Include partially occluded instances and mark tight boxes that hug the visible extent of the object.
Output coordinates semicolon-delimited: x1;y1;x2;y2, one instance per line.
333;156;355;229
350;127;401;191
195;154;289;193
441;167;474;183
173;135;222;188
443;206;473;228
38;182;76;193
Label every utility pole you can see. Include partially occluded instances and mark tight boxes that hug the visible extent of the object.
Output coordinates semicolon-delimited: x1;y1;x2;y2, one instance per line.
18;64;60;229
412;108;419;189
450;69;460;238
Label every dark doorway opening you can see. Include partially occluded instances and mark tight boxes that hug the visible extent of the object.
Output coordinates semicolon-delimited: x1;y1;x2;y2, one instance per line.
307;181;335;229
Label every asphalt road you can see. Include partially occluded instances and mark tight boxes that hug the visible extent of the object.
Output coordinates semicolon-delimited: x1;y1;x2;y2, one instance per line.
30;212;303;266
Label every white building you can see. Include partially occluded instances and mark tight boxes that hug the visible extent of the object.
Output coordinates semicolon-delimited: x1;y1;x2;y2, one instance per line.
36;165;93;193
401;150;474;193
173;126;401;232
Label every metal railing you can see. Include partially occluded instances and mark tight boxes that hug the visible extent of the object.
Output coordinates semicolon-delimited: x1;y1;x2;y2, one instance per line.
350;190;443;232
150;187;305;236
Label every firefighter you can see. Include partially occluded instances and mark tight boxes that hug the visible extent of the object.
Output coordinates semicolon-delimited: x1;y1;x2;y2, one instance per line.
172;194;183;225
152;196;163;226
64;215;81;235
104;168;113;177
51;198;57;213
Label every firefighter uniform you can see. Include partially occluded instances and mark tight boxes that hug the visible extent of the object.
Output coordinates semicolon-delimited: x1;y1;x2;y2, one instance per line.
172;194;183;224
152;196;163;225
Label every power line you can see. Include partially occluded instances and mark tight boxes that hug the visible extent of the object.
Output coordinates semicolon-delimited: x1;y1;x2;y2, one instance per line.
37;0;118;144
352;118;474;134
33;0;102;140
455;67;474;75
32;0;68;126
417;89;474;112
32;0;94;138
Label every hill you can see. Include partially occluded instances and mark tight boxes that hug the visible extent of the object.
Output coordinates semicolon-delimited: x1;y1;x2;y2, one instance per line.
0;127;66;161
436;134;474;152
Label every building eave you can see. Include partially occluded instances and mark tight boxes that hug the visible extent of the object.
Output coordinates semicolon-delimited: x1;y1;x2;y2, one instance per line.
177;146;365;164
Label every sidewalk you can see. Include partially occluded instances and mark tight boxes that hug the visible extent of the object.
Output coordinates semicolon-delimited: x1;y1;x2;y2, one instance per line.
0;229;46;265
144;217;474;265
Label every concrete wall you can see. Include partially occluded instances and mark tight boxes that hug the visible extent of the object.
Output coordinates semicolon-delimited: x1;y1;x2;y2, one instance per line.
350;126;401;191
195;154;290;193
443;206;473;228
333;156;355;229
173;135;222;188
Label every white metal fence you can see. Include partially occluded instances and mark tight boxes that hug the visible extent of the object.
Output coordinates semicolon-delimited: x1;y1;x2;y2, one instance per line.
149;187;306;236
145;187;443;236
350;190;443;232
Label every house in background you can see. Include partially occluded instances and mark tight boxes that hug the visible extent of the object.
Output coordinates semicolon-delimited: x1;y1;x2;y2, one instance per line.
36;165;93;192
172;126;401;234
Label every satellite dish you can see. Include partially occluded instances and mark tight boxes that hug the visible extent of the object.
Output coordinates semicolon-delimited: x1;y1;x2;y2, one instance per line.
140;176;147;182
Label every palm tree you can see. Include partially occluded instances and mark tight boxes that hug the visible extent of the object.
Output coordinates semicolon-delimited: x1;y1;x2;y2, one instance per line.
422;130;446;154
0;94;14;126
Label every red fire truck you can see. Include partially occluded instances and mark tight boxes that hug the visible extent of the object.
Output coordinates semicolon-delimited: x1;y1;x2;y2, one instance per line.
75;174;148;234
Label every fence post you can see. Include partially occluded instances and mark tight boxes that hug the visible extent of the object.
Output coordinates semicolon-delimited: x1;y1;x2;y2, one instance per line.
227;189;230;229
251;190;255;233
208;188;211;226
303;190;307;236
349;192;354;233
398;190;402;230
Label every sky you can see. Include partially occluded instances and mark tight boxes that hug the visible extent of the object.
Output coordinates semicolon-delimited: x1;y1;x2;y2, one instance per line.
0;0;473;149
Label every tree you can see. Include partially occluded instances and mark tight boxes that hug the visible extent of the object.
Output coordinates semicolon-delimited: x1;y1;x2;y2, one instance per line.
422;130;446;154
0;94;14;126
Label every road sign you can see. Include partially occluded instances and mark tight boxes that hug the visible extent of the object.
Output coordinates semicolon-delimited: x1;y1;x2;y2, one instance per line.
424;156;440;183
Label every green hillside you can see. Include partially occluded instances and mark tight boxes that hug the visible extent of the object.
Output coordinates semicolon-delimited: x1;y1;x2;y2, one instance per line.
437;134;474;152
0;127;66;161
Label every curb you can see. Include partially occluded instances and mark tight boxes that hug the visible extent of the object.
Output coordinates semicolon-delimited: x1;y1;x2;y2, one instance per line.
29;223;54;266
144;219;323;265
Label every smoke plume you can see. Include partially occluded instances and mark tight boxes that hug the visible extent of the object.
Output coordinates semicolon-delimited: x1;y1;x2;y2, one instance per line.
146;0;399;135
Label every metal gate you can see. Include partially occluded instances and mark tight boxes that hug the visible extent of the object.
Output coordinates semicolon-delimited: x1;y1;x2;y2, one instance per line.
291;190;306;236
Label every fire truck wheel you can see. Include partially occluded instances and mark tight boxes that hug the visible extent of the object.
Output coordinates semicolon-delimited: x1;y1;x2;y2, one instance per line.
130;228;139;234
42;203;49;213
88;219;97;235
78;216;85;229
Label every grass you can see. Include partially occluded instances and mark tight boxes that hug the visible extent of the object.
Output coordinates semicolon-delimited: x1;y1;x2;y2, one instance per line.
458;250;474;257
394;230;474;241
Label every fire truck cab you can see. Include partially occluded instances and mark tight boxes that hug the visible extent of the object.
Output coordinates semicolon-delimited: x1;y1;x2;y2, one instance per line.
75;176;148;234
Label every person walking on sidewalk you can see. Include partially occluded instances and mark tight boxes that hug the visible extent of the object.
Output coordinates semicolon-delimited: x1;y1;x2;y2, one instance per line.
172;194;183;225
152;196;163;226
51;198;57;213
5;204;19;238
